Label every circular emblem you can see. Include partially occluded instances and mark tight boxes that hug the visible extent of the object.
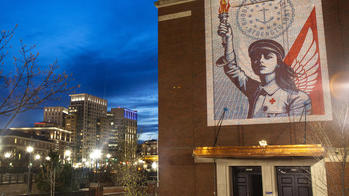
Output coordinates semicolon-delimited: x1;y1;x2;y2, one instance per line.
236;0;295;39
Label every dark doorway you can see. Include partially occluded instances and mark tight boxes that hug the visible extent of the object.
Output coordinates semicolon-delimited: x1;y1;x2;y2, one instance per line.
231;166;263;196
276;166;313;196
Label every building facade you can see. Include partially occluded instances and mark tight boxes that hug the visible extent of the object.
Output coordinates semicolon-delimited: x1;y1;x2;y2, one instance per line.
156;0;349;195
141;139;158;156
69;93;108;160
0;130;56;168
9;127;72;159
107;108;138;155
43;107;68;128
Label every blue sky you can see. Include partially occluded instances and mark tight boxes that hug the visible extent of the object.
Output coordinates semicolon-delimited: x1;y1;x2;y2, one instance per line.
0;0;158;141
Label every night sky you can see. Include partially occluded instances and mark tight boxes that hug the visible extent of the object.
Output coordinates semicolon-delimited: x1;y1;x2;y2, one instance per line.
0;1;158;141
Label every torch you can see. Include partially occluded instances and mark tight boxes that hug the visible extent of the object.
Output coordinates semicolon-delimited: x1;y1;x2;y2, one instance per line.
216;0;231;67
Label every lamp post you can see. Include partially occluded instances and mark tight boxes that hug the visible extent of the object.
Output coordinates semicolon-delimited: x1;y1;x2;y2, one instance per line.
4;152;12;173
89;149;102;183
106;153;111;167
34;154;41;160
64;149;72;164
4;152;11;159
26;146;34;194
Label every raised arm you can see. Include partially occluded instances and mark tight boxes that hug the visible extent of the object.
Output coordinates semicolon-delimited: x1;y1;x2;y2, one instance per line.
217;21;258;96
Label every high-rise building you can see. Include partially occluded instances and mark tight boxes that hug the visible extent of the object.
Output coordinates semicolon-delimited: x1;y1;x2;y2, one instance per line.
107;108;137;155
69;93;108;160
43;107;68;128
65;106;78;154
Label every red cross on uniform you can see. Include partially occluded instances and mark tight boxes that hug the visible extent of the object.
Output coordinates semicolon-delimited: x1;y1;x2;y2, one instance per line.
269;98;276;104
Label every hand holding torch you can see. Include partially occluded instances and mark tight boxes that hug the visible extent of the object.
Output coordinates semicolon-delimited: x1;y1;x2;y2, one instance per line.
216;0;234;67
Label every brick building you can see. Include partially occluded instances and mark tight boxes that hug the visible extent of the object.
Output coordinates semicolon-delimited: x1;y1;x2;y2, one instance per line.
156;0;349;195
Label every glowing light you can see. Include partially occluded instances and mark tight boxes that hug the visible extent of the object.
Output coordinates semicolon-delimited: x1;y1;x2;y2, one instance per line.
34;154;41;160
106;154;112;159
151;162;158;170
26;146;34;153
4;152;11;158
64;150;72;157
330;72;349;101
90;149;102;160
259;140;268;147
45;156;51;161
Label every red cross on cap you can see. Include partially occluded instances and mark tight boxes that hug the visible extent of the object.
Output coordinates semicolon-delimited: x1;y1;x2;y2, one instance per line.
269;98;276;104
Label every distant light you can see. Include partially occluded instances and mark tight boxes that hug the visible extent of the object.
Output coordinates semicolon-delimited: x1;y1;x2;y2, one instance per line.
35;154;41;160
259;140;268;147
90;149;102;160
4;152;11;158
82;158;87;162
152;162;158;170
26;146;34;153
45;156;51;161
64;150;72;157
106;154;111;159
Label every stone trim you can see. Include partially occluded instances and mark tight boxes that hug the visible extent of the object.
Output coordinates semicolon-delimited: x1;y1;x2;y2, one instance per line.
155;0;196;8
193;144;325;158
158;10;192;22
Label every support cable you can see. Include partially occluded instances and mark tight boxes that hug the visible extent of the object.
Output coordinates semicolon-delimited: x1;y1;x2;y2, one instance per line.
213;107;228;196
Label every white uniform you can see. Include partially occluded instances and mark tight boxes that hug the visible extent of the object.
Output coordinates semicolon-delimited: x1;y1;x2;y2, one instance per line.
224;61;311;118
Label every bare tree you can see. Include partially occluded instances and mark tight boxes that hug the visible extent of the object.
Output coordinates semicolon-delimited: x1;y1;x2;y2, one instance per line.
0;25;76;127
112;127;148;196
306;100;349;196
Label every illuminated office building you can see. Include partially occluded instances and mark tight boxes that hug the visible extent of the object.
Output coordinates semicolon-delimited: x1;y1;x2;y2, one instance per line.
69;93;108;160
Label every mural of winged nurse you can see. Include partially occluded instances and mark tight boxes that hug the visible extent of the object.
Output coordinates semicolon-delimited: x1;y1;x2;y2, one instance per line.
216;8;321;119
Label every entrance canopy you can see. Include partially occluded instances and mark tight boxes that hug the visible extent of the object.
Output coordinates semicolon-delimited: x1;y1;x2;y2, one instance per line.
193;144;324;159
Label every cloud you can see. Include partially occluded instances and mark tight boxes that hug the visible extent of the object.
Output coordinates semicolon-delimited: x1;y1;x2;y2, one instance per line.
138;132;158;142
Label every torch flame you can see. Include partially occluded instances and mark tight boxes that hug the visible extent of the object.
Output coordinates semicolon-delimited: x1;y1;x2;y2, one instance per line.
219;0;230;14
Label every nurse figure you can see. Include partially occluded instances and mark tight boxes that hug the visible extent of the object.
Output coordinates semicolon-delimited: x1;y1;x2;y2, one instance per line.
217;22;311;118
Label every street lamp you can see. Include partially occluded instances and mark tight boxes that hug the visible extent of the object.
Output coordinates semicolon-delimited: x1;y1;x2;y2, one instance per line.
64;149;72;157
152;162;158;170
90;149;102;183
34;154;41;160
64;149;72;164
26;146;34;153
90;149;102;160
4;152;11;159
26;146;34;194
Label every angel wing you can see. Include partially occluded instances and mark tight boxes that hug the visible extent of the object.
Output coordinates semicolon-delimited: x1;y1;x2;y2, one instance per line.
289;28;320;94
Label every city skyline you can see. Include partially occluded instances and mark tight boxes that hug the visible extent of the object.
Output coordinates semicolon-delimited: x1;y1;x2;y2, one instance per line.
0;0;158;141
